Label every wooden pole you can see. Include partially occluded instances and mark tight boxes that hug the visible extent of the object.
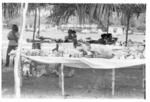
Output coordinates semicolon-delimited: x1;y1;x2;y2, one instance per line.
112;68;115;96
125;14;130;47
14;3;28;98
60;63;65;97
143;65;146;99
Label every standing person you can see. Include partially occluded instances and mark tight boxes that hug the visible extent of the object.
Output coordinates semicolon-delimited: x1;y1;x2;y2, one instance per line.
5;24;20;67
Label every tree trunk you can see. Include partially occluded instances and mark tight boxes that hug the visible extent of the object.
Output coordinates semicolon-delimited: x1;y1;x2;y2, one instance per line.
76;4;83;25
33;8;37;41
106;11;110;34
36;7;40;38
38;8;40;37
125;14;130;47
32;7;38;49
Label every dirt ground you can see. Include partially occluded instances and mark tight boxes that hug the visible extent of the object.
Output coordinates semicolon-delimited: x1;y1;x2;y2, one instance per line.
2;28;145;98
2;64;145;98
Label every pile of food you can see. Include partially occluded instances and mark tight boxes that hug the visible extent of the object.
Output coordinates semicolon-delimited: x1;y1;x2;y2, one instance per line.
21;43;113;58
21;42;145;59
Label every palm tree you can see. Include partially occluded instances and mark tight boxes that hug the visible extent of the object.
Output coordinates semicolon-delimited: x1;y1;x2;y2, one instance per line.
49;4;114;28
75;4;89;25
27;3;49;44
48;4;77;25
2;3;22;27
120;4;146;46
2;3;21;20
87;4;120;33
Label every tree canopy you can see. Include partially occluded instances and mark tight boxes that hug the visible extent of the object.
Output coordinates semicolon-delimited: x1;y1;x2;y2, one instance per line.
2;3;146;29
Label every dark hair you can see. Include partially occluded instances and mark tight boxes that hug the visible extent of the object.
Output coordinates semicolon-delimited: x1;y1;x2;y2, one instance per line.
101;34;105;39
72;30;76;34
68;29;72;34
12;24;19;32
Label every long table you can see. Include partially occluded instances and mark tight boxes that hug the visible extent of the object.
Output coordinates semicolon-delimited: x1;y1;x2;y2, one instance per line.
20;54;145;98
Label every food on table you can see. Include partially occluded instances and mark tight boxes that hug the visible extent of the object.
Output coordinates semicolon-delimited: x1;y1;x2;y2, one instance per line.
20;42;145;78
21;42;145;59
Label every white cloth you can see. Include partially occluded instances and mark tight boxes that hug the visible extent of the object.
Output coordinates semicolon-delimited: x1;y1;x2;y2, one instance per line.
21;54;145;69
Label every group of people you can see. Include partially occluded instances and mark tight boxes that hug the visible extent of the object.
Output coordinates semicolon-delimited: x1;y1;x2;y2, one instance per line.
4;25;145;67
5;26;78;67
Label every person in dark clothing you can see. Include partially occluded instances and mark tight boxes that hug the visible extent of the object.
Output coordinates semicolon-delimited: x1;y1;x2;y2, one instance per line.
5;24;19;67
98;34;106;44
72;30;78;48
64;29;78;48
65;29;74;42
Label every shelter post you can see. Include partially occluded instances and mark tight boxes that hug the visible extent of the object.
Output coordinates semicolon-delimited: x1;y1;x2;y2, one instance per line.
14;3;28;98
112;68;115;96
143;65;146;99
60;63;65;97
14;56;21;98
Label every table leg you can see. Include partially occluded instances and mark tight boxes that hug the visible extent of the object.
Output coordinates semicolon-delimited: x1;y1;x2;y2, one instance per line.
60;63;65;97
143;65;146;99
20;57;23;87
112;68;115;97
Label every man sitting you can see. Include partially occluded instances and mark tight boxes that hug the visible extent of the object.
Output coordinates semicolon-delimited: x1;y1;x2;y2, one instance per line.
64;29;78;48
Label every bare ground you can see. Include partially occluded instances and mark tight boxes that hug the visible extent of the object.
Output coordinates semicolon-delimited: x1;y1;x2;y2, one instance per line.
2;64;145;98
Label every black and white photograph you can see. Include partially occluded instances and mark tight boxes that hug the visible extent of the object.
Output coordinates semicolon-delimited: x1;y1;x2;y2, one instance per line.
1;2;146;99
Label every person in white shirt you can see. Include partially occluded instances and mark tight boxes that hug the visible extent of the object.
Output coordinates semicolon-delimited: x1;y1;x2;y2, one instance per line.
5;24;19;67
